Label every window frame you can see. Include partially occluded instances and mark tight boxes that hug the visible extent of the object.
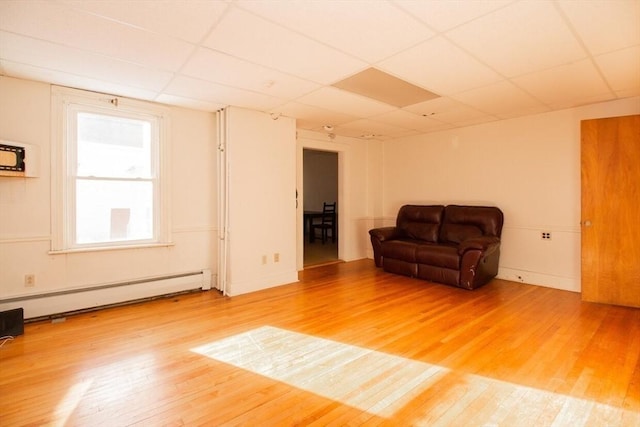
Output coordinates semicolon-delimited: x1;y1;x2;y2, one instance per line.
51;86;172;253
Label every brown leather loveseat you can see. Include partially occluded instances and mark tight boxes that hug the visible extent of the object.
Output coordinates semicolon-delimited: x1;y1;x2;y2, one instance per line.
369;205;504;290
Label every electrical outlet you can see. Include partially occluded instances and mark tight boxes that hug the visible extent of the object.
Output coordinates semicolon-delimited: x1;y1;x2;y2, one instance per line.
24;274;36;287
261;255;267;265
541;232;551;240
274;253;280;263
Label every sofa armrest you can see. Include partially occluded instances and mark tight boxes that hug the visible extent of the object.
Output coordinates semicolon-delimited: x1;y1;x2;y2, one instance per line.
369;227;401;242
457;236;501;255
369;227;402;267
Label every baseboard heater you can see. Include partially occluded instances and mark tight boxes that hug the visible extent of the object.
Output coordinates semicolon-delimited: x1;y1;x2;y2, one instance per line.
0;270;212;321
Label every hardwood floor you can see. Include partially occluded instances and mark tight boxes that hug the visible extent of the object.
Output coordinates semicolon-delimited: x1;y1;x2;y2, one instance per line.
1;259;639;426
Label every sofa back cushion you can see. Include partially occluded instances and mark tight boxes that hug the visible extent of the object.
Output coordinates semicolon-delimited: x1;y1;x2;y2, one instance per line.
396;205;444;243
440;205;504;244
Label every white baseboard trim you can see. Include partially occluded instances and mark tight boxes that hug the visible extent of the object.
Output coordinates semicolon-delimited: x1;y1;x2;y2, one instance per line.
0;270;212;320
497;267;579;293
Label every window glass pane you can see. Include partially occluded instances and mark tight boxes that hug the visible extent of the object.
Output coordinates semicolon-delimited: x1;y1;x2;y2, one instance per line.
77;113;152;178
75;179;154;245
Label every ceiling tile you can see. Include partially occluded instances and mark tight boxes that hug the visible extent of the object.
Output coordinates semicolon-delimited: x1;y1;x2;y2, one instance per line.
60;0;229;44
154;94;225;112
403;97;497;125
295;87;397;118
595;46;640;98
202;7;367;84
446;1;586;77
513;59;614;109
0;0;195;72
452;80;547;117
271;102;359;130
369;109;450;132
237;0;434;63
0;60;159;101
337;118;413;138
379;36;503;95
557;0;640;55
181;48;320;99
164;76;285;111
0;32;174;92
395;0;513;32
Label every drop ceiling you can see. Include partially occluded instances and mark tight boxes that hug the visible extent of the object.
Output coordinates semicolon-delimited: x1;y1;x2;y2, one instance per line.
0;0;638;140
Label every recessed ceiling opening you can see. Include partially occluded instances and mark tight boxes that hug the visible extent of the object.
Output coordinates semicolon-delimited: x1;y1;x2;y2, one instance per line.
332;68;440;108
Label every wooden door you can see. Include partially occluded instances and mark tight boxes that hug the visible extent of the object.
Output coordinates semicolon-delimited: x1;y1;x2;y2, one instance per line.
581;114;640;307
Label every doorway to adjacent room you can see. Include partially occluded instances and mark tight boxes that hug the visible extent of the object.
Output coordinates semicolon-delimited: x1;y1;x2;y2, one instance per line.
303;149;338;267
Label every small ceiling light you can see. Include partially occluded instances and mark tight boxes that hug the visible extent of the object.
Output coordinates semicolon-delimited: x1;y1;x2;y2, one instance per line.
323;125;334;132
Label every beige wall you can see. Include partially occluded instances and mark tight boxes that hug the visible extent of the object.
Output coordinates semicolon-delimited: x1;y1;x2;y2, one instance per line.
3;74;638;302
0;76;217;302
224;106;298;296
378;97;640;291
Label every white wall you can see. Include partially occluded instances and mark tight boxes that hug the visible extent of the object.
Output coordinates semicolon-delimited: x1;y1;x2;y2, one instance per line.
379;97;640;292
224;106;298;296
0;76;217;308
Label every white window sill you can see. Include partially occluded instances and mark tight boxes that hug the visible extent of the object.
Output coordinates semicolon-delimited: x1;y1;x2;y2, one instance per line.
49;242;175;255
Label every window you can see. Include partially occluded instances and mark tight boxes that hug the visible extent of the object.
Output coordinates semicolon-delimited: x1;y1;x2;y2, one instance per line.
51;87;170;251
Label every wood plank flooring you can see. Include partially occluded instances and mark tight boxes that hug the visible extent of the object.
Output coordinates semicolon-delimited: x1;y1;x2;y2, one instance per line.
1;259;639;426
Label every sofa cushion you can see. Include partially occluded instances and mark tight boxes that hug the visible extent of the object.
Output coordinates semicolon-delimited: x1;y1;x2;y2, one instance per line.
440;223;483;244
415;244;460;269
440;205;504;244
396;205;444;243
382;240;418;263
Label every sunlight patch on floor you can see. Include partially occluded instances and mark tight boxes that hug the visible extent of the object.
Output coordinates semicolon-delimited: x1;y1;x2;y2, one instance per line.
53;378;93;427
192;327;639;424
191;326;448;418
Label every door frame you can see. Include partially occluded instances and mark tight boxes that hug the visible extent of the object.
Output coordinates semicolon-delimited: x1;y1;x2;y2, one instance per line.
296;138;346;271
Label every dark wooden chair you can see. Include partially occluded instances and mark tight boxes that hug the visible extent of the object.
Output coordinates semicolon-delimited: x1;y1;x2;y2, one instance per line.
310;202;336;244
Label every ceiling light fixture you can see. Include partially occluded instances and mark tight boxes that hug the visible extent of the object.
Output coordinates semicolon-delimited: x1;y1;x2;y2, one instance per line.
323;125;334;132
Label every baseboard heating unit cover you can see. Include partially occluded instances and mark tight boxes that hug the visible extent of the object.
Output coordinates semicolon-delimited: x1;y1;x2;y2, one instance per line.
0;270;211;320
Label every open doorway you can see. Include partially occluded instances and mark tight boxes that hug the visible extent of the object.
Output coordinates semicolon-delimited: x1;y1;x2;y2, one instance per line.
303;149;338;267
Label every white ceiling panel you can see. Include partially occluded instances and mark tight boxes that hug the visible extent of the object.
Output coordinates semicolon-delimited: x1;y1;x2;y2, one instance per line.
446;1;587;78
595;46;640;97
513;60;613;109
338;118;413;138
59;0;230;44
0;60;159;102
369;109;444;131
296;87;397;118
271;102;360;128
0;1;195;72
154;94;226;112
237;0;434;63
557;0;640;55
394;0;513;33
404;97;498;125
379;36;503;95
181;48;320;99
202;7;367;85
0;32;174;92
0;0;637;139
452;81;547;117
164;76;285;111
